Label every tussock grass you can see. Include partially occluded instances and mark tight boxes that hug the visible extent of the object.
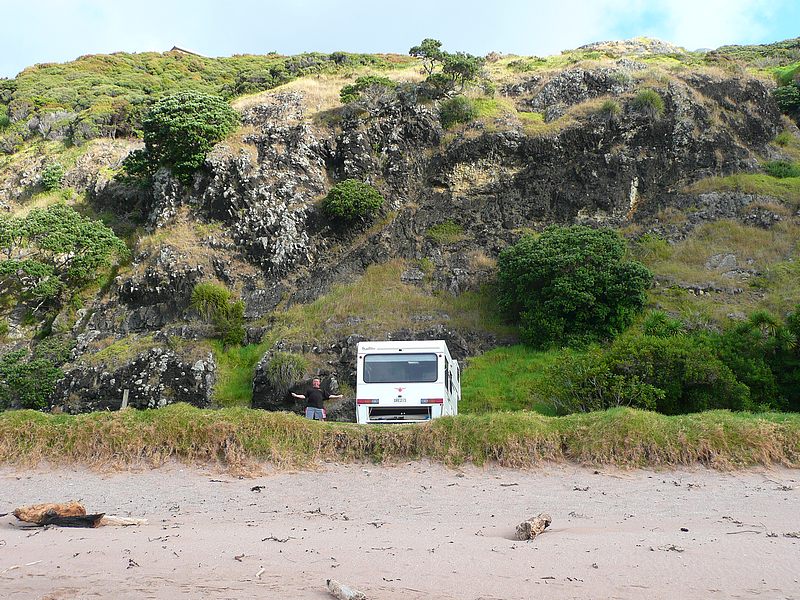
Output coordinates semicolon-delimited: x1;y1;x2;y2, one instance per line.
1;404;798;472
270;260;514;342
685;173;800;206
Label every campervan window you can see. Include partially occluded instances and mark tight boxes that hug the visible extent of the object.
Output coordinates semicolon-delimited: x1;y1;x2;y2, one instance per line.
363;353;438;383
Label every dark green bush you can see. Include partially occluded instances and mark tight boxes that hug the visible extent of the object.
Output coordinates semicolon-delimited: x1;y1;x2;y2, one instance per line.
631;88;665;118
605;333;751;414
190;282;245;347
496;226;652;348
764;160;800;178
546;348;663;415
0;350;63;410
142;91;239;184
0;204;128;304
321;179;384;223
773;84;800;116
40;161;65;191
439;95;478;129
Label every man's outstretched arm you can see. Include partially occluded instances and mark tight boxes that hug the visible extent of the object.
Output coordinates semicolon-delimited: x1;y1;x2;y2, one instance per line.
291;392;306;399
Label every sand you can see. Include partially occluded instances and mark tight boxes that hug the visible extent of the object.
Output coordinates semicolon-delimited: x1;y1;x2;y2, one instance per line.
1;463;798;599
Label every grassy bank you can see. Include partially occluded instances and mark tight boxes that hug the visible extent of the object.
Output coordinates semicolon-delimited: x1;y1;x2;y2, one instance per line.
1;404;798;472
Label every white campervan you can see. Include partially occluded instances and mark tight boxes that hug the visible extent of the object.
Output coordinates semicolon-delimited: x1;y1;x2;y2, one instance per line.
355;340;460;424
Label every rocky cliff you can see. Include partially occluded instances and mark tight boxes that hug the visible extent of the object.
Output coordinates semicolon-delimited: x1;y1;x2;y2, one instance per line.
1;40;797;418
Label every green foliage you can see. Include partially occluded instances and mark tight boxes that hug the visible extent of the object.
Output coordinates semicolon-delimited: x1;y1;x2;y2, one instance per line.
32;335;75;366
339;75;397;104
598;99;621;118
0;320;7;337
0;350;63;410
265;352;309;398
764;160;800;178
545;305;800;416
642;310;686;337
410;39;445;76
0;204;128;304
496;226;652;348
545;348;664;415
773;84;800;116
40;161;65;191
3;51;409;149
631;88;665;118
321;179;384;223
426;220;466;244
439;95;478;129
774;131;794;146
211;341;270;407
441;52;485;90
141;91;239;183
190;282;245;347
409;39;484;92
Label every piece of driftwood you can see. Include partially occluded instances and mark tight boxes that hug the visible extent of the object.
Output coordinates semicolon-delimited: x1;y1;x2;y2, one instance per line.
99;516;148;527
40;513;106;528
14;503;147;528
14;502;86;524
515;513;552;541
326;579;367;600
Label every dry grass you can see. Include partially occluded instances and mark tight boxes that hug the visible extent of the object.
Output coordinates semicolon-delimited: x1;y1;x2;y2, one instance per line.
1;404;797;472
268;259;514;343
233;65;424;116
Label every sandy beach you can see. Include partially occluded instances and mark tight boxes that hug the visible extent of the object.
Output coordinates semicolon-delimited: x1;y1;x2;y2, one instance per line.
1;462;798;599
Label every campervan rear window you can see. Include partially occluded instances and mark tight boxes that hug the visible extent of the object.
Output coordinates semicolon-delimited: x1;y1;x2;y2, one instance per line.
363;353;438;383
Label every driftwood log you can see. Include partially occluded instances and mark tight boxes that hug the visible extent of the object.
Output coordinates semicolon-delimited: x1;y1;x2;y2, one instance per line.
515;513;552;541
13;503;147;528
13;502;86;524
326;579;367;600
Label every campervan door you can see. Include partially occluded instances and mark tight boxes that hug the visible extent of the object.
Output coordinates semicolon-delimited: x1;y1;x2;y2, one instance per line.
355;340;460;424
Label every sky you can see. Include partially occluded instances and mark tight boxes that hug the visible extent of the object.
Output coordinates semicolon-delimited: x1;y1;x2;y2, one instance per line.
1;0;798;78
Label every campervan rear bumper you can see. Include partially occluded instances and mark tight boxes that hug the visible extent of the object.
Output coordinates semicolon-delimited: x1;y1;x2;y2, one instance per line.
364;405;433;423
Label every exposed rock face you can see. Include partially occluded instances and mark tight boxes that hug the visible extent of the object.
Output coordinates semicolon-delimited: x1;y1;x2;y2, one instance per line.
53;348;215;414
45;63;788;414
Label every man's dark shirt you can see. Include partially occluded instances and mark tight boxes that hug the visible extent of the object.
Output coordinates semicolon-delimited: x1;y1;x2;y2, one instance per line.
305;387;329;409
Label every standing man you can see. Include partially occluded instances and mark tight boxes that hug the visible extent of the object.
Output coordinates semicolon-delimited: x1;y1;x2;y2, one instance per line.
291;377;342;421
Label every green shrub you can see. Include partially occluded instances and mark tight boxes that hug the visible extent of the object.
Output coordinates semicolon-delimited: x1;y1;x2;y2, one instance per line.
631;88;665;118
142;91;239;184
642;310;685;338
190;282;245;347
774;131;793;146
496;226;652;348
764;160;800;178
439;96;478;129
40;161;65;191
598;99;621;119
265;352;309;397
321;179;384;223
0;319;8;338
0;204;128;304
32;335;75;366
0;350;63;410
545;348;663;415
607;333;751;414
339;75;396;104
426;220;465;244
773;84;800;116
